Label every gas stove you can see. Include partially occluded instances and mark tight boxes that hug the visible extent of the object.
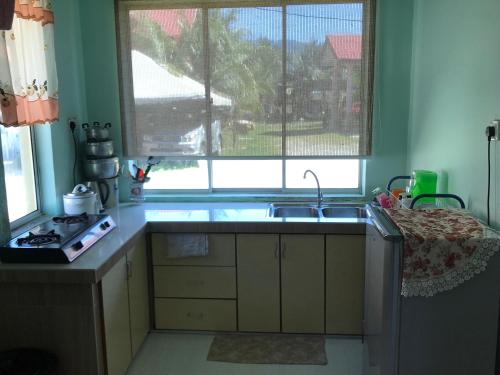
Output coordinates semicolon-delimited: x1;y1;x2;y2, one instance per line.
0;213;116;263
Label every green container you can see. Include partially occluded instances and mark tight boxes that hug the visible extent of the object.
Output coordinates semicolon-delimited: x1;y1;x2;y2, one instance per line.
410;170;437;205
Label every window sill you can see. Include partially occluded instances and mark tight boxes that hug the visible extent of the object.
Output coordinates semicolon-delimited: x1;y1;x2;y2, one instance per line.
139;192;367;204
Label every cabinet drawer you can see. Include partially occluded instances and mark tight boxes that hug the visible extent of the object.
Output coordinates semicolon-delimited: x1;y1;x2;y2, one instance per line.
155;298;236;331
152;234;235;266
154;266;236;298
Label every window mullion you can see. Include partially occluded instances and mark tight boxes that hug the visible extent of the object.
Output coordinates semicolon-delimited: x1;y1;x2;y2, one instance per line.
203;7;214;192
281;3;287;191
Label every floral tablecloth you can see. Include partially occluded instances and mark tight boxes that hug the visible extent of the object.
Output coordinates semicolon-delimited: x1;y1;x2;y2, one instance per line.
384;208;500;297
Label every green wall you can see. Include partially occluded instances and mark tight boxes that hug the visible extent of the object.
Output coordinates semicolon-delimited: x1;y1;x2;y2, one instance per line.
407;0;500;225
76;0;413;198
0;0;414;230
366;0;413;195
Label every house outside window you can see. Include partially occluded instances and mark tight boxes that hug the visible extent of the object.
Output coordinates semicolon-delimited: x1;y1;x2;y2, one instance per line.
116;1;374;193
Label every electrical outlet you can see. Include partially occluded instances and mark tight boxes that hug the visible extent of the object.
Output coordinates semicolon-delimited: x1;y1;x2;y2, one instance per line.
492;119;500;141
67;117;77;131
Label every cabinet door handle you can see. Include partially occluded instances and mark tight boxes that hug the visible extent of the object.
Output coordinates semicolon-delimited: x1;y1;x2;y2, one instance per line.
281;243;286;259
126;261;132;280
274;242;279;259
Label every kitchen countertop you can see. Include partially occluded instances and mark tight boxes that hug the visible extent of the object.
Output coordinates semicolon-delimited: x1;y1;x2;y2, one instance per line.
0;202;369;284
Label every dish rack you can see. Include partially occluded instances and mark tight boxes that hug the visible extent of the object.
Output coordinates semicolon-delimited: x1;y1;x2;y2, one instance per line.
385;175;465;209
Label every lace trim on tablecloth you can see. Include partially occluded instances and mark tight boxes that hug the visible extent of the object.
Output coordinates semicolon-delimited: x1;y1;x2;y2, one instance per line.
401;236;500;297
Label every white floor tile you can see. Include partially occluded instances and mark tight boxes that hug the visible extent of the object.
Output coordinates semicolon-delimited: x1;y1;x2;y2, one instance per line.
126;332;362;375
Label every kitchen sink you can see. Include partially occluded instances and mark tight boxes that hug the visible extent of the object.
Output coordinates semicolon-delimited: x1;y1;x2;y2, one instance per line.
268;203;367;219
270;206;320;218
321;206;367;218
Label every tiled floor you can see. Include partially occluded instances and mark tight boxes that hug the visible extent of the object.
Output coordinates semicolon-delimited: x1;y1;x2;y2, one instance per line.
126;332;362;375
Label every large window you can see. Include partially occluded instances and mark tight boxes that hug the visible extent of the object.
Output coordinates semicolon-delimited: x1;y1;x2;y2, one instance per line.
1;126;38;223
117;1;373;192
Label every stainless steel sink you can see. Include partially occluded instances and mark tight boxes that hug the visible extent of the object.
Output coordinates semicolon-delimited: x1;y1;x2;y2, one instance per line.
268;203;367;219
269;204;319;218
321;206;367;218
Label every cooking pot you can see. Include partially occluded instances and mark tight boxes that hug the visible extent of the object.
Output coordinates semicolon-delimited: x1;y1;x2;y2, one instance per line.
63;184;99;215
82;122;111;141
86;140;114;157
84;156;120;180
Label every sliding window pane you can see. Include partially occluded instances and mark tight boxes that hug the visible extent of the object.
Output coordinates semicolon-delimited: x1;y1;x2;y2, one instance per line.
212;160;282;189
286;3;363;156
1;126;37;222
209;7;283;157
129;8;209;156
143;160;209;190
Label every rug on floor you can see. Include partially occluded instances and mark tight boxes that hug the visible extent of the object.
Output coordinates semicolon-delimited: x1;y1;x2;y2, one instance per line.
206;334;327;365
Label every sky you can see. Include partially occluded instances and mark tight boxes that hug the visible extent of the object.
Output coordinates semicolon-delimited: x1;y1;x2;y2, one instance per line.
221;4;363;43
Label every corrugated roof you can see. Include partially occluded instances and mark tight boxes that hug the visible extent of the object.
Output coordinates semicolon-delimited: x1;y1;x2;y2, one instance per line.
137;9;197;39
326;35;361;60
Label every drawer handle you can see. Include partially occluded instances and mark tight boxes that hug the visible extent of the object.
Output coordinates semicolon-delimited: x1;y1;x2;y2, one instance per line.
186;312;204;320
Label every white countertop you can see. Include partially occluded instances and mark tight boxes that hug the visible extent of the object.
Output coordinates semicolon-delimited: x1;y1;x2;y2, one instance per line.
0;202;369;284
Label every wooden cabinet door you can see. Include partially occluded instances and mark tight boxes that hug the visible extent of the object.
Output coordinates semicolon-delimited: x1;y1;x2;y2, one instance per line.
127;237;150;355
325;235;365;334
237;234;280;332
281;234;324;333
101;256;132;375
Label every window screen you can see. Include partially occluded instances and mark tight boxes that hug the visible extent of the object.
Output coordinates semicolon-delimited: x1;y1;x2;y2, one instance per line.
117;1;374;158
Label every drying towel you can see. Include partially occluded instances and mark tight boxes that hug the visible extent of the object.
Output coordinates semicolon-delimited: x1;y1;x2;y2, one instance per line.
384;208;500;297
165;233;208;258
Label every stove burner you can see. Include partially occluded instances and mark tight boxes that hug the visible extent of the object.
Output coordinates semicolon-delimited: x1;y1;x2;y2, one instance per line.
53;213;89;225
16;230;61;246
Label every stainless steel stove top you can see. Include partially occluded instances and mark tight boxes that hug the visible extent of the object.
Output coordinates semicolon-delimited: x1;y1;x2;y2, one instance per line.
0;213;116;263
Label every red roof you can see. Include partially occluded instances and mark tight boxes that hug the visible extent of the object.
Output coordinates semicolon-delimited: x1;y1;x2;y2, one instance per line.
133;9;197;39
326;35;362;60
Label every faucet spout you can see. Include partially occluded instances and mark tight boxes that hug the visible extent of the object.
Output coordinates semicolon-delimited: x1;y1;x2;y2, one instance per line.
303;169;323;208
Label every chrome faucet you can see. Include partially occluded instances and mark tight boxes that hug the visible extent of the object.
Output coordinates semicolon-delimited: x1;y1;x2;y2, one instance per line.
303;169;323;208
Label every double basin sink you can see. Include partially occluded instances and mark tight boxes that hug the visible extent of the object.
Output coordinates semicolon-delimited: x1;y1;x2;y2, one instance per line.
268;202;367;219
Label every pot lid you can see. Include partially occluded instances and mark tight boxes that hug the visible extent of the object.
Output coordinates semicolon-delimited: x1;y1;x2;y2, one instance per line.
64;184;96;198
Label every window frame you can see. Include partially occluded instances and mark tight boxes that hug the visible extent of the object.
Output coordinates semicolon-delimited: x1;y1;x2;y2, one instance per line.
116;0;373;195
1;126;41;228
141;157;364;195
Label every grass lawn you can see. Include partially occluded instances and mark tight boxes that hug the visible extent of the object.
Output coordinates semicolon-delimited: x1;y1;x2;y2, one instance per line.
220;120;359;156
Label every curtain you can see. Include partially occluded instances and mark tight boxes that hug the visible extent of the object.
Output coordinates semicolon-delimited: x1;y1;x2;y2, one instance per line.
0;0;58;127
117;1;374;158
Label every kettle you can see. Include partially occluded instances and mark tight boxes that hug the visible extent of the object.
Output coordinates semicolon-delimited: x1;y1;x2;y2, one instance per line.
63;184;100;215
85;181;105;212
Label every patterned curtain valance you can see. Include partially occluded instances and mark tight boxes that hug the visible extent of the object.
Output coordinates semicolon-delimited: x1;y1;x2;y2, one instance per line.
0;0;58;127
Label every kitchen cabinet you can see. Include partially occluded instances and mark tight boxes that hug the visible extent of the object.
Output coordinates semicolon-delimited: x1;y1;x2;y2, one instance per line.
152;233;237;330
281;234;324;333
325;235;365;334
237;234;280;332
101;236;150;375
